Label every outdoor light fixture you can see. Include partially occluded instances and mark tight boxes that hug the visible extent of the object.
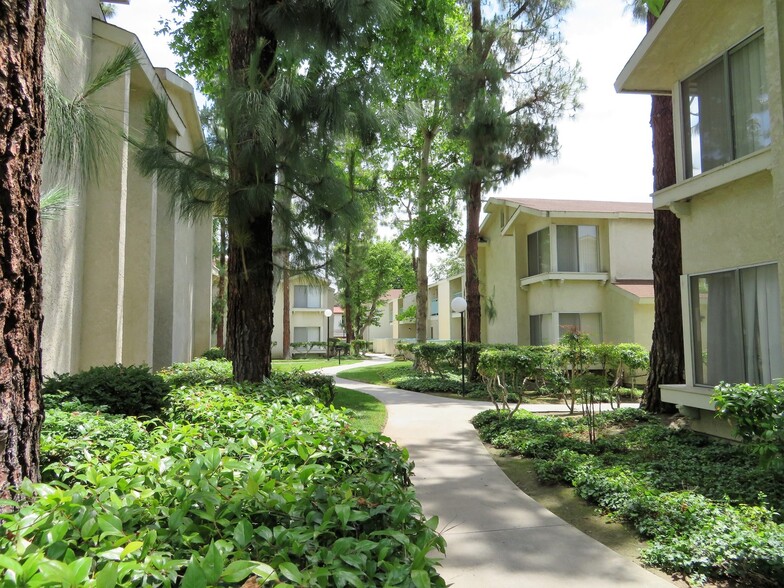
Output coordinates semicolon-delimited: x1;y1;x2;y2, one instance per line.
451;296;467;396
324;308;333;359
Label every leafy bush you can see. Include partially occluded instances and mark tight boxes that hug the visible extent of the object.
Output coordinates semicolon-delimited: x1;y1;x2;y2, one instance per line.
201;346;226;360
350;339;369;356
5;366;446;587
159;357;234;387
392;376;484;397
478;347;561;415
42;364;170;417
713;380;784;470
270;370;336;405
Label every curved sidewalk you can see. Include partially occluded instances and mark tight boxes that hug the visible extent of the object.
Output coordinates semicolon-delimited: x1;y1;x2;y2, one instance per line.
318;357;673;587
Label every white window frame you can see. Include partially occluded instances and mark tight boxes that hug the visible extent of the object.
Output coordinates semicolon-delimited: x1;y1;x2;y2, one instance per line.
681;30;769;179
688;262;783;387
293;285;322;309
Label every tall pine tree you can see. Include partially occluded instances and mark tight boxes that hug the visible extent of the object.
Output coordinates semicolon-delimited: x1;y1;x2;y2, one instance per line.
452;0;582;342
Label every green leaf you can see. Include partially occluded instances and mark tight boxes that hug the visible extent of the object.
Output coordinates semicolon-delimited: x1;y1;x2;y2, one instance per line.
411;569;431;588
221;560;272;583
69;558;93;585
181;560;207;588
233;519;253;548
335;504;351;527
0;554;23;576
38;560;72;585
96;513;123;536
278;562;303;583
202;542;224;584
95;562;119;588
120;541;144;559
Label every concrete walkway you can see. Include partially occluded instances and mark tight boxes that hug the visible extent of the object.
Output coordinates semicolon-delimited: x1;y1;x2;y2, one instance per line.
317;356;673;587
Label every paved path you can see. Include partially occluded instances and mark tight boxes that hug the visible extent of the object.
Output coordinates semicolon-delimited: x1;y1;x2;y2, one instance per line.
317;357;673;587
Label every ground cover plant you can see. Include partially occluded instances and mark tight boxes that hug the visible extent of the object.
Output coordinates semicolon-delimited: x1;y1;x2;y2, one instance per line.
472;408;784;586
1;362;444;587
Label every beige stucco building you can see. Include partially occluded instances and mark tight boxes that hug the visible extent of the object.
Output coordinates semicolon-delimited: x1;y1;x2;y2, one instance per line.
271;276;337;358
616;0;784;436
41;0;212;374
477;198;655;348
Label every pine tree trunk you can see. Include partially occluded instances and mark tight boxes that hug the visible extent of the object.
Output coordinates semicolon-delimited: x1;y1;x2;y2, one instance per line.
464;0;483;344
282;262;291;359
0;0;47;502
225;1;275;381
415;128;434;343
643;6;684;412
216;218;227;349
226;215;274;381
343;238;354;343
465;177;482;342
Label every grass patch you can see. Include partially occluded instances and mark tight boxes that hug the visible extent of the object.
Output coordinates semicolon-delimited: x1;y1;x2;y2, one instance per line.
333;386;387;434
338;360;416;385
272;358;362;372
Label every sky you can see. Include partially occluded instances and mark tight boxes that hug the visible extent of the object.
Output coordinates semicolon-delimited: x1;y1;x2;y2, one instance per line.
110;1;653;204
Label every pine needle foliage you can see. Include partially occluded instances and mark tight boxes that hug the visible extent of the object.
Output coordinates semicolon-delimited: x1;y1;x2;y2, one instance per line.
44;45;139;185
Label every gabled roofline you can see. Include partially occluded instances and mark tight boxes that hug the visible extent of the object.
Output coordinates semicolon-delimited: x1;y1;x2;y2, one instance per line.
615;0;682;94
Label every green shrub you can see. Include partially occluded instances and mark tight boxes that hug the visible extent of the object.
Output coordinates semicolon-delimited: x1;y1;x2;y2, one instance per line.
713;380;784;470
270;370;336;405
392;376;484;396
200;346;226;360
42;364;170;417
159;357;234;387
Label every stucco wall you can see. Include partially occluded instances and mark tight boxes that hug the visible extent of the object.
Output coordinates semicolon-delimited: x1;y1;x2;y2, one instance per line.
41;4;212;374
480;206;521;344
608;219;653;281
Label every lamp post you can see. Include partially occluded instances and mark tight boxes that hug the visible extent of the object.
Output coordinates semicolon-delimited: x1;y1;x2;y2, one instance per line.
324;308;333;359
451;296;467;396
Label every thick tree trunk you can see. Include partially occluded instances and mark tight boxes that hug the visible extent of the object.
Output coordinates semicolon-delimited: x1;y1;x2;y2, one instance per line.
225;1;276;381
465;178;482;342
226;214;274;381
415;128;434;343
282;262;291;359
0;0;47;502
643;6;684;412
644;95;683;411
464;0;483;344
216;218;227;349
343;238;354;343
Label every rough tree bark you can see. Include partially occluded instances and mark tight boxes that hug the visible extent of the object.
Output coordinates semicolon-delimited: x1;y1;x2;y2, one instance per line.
415;128;435;343
643;5;684;412
465;175;482;342
464;0;484;343
0;0;47;502
225;2;276;381
216;218;227;349
343;237;354;344
282;262;291;359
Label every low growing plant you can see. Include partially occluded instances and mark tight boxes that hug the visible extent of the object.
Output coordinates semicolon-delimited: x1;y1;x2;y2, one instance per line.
42;364;170;417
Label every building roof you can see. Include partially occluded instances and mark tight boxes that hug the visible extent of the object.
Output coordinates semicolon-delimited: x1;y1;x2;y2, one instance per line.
492;197;653;215
612;280;655;299
381;289;403;301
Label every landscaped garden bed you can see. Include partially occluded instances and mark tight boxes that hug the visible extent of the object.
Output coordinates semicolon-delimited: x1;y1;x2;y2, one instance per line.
0;360;442;587
472;408;784;586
